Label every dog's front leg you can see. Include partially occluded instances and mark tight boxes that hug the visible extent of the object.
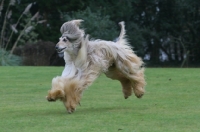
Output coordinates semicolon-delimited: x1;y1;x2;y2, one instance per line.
63;90;82;114
63;100;77;114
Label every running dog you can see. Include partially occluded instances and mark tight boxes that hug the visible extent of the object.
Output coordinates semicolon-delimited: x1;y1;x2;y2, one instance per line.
46;20;146;113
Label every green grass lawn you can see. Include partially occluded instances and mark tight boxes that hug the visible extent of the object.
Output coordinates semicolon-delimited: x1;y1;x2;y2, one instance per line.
0;67;200;132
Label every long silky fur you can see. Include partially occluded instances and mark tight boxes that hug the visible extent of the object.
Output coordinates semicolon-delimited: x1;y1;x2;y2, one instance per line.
47;20;146;113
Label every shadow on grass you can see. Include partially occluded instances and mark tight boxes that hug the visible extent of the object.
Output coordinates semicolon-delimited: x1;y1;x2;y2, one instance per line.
20;105;143;116
75;106;144;115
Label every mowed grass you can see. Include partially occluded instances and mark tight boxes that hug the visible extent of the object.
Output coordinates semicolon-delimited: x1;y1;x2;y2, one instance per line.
0;67;200;132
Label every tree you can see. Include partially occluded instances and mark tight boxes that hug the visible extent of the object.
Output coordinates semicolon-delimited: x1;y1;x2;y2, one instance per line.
129;0;200;66
2;0;200;66
0;0;46;65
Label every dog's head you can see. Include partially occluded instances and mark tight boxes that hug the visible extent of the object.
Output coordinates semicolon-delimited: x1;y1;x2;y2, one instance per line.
46;77;65;101
55;20;84;54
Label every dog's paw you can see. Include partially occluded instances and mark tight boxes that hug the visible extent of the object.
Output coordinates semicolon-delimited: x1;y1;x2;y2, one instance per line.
46;96;56;102
136;93;144;98
123;91;132;99
133;88;144;98
67;107;76;114
124;96;129;99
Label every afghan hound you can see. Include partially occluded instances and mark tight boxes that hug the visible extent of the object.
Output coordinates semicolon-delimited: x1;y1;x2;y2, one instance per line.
46;20;146;113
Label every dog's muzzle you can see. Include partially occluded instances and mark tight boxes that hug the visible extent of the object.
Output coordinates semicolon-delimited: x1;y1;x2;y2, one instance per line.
55;46;66;53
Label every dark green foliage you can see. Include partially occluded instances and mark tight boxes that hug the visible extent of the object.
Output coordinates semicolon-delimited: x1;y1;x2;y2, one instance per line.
27;0;90;42
125;22;146;56
62;7;118;40
0;1;39;49
0;48;22;66
1;0;200;66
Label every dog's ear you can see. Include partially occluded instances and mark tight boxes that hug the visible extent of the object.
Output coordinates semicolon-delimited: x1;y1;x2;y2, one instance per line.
74;35;88;67
72;19;84;27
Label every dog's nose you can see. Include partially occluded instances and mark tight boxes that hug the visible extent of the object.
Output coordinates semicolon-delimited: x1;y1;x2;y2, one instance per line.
55;45;59;50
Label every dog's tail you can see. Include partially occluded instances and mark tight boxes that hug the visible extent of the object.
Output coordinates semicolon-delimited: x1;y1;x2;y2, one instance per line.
116;21;128;45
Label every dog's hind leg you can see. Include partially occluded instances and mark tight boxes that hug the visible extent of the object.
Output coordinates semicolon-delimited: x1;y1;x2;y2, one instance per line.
105;65;133;99
115;56;146;98
120;78;133;99
106;66;145;99
129;69;145;98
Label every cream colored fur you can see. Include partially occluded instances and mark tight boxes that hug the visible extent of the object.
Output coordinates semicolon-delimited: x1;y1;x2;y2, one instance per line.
46;20;146;113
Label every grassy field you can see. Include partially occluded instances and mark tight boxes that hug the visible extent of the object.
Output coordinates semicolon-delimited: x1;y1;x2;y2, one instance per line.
0;67;200;132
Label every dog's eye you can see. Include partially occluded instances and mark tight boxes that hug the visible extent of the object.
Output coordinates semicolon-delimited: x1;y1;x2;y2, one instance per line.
63;38;67;42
